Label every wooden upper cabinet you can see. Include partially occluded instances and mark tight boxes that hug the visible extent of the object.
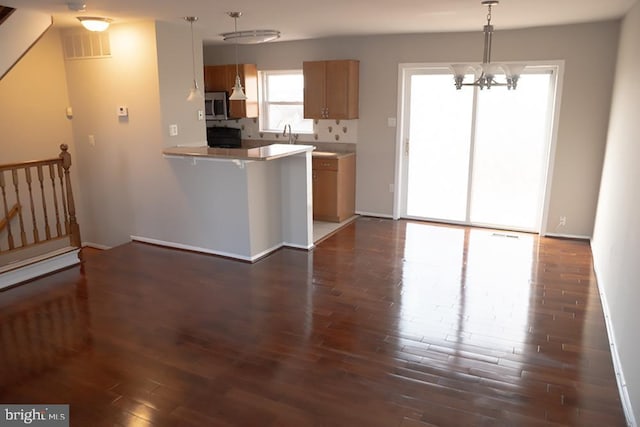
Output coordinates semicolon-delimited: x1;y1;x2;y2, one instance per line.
303;60;359;120
204;64;258;119
303;61;327;119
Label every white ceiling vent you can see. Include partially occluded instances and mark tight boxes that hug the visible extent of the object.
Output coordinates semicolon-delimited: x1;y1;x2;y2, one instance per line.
63;30;111;60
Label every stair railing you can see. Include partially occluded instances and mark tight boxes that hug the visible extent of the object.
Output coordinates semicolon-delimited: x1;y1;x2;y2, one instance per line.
0;144;81;253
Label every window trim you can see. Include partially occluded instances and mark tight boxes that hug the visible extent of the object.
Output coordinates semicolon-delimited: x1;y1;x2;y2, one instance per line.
258;69;313;134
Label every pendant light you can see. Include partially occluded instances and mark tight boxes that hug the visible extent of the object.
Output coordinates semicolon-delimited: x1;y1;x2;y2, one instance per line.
185;16;203;101
227;12;248;101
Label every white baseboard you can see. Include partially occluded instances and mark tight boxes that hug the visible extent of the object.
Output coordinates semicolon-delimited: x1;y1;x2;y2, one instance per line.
130;235;254;261
355;211;394;219
592;259;637;426
543;232;591;240
0;248;80;290
82;242;112;250
283;242;314;251
130;236;309;263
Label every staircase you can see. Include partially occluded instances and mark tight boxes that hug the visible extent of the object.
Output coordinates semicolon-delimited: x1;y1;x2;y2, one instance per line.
0;5;52;80
1;145;82;290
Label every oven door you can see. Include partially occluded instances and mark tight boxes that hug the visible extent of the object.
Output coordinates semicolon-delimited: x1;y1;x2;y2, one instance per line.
207;127;241;148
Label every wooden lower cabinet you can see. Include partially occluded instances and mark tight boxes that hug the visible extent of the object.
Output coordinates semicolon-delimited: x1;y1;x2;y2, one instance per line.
312;153;356;222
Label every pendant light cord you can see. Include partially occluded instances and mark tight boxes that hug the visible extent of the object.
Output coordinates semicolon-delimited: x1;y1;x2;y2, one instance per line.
190;18;197;87
234;16;240;79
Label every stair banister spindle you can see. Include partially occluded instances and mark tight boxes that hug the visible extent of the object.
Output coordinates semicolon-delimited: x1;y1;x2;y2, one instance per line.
36;164;51;240
0;171;15;249
11;169;27;246
24;167;40;243
48;164;62;237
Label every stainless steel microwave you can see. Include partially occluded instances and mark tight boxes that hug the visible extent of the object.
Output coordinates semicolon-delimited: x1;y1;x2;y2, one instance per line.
204;91;228;120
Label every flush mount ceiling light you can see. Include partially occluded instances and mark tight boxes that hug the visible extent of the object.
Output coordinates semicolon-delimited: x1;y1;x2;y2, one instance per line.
222;29;281;44
77;16;111;32
221;12;280;45
450;0;525;90
185;16;203;101
227;12;248;101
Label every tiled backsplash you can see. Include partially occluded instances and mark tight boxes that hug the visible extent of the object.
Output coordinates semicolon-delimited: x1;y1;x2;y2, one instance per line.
210;117;358;145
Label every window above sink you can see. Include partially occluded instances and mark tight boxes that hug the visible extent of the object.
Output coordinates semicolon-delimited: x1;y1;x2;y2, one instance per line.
258;70;313;134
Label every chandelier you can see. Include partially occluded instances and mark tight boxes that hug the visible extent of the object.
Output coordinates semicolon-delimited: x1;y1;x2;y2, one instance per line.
451;0;525;90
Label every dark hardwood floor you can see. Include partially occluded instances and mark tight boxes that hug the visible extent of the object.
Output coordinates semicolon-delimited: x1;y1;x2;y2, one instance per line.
0;218;627;426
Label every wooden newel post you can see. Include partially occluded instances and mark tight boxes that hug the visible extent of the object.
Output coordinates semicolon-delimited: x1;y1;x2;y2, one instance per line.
59;144;81;248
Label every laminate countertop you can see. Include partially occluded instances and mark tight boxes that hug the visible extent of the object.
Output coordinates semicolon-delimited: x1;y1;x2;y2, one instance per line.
312;151;355;159
163;144;314;161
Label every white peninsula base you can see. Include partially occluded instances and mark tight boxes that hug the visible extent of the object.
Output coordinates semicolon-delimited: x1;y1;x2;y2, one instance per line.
137;144;314;262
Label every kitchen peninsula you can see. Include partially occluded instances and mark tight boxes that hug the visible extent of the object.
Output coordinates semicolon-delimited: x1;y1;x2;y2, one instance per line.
152;143;314;262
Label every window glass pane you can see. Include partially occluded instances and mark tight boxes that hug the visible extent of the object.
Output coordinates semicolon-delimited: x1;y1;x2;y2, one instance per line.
260;70;313;133
267;105;313;133
267;74;304;102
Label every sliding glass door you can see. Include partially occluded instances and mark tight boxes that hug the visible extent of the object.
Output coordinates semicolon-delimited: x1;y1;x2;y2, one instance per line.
405;72;474;222
399;66;557;233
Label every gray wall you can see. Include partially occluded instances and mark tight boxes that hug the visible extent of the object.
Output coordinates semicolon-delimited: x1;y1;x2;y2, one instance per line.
592;1;640;423
63;21;165;247
205;21;620;236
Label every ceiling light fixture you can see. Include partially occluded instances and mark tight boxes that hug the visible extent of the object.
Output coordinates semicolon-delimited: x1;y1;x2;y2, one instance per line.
185;16;203;102
222;29;281;44
451;0;525;90
77;16;111;32
227;12;248;101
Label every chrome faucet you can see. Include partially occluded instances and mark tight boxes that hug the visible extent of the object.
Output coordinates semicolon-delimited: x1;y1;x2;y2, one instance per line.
283;124;294;144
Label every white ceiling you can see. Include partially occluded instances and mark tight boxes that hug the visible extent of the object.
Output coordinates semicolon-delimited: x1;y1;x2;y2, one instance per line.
3;0;637;45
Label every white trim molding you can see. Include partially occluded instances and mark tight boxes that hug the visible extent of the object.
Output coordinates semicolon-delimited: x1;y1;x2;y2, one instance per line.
592;258;637;426
0;247;80;290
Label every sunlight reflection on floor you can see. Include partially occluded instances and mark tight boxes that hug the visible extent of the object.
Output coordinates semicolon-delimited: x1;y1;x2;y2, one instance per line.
399;223;535;354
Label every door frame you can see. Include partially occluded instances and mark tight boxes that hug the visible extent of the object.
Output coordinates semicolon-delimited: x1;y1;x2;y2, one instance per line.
392;61;565;236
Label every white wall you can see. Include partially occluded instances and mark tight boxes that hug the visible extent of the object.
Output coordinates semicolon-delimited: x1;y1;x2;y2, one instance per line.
0;28;74;163
204;20;620;236
63;21;165;247
0;28;84;245
0;8;51;79
592;1;640;423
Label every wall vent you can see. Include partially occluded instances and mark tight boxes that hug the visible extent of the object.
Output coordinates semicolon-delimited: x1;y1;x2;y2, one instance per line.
63;31;111;60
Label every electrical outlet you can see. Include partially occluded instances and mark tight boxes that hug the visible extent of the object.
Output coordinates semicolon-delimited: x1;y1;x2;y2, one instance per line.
169;124;178;136
197;110;204;121
559;216;567;227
